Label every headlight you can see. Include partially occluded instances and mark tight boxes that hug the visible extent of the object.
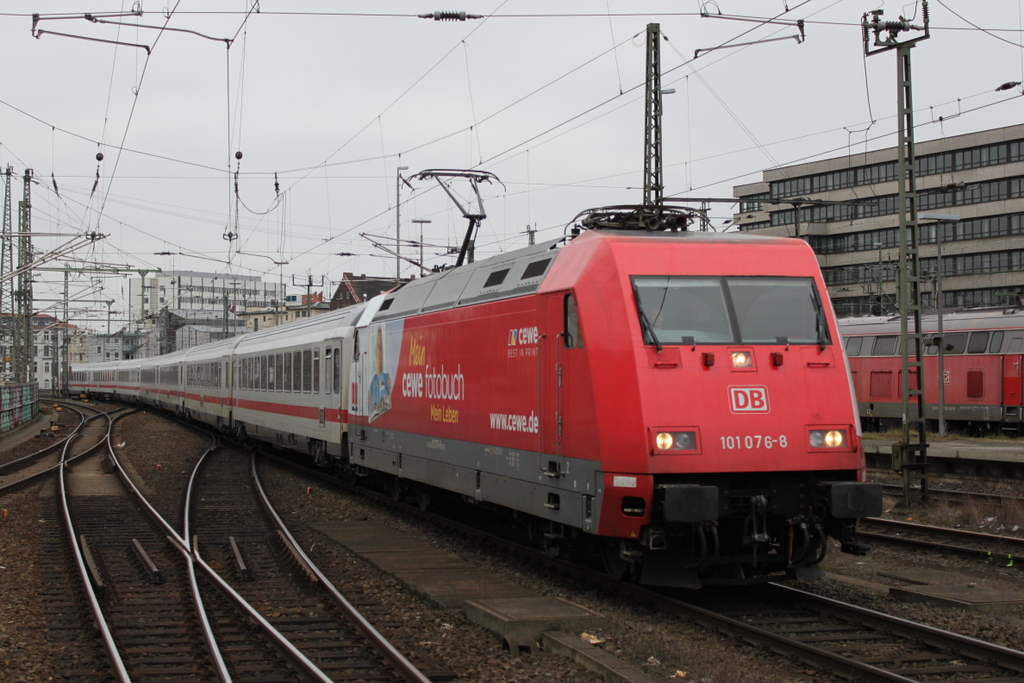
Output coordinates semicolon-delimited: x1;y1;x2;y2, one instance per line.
731;352;752;368
654;431;697;452
809;429;846;449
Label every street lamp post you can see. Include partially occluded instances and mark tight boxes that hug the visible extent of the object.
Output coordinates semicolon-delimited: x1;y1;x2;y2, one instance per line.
920;212;959;437
396;166;409;280
411;219;432;276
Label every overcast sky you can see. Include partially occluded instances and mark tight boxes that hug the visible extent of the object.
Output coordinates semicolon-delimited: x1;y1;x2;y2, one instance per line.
3;1;1023;330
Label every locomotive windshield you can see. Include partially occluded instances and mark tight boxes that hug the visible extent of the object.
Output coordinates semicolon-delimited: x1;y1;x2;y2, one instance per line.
632;276;831;346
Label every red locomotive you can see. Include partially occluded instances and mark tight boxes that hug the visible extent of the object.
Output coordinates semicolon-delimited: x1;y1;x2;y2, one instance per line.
839;308;1024;435
71;206;880;587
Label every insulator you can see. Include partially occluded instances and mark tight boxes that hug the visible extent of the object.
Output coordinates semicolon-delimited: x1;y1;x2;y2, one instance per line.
922;1;929;24
426;11;467;21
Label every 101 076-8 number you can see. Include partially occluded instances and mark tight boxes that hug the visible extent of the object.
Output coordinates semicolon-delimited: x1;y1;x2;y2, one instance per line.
720;435;788;449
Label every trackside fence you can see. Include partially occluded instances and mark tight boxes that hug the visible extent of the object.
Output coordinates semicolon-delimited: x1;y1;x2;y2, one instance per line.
0;383;37;434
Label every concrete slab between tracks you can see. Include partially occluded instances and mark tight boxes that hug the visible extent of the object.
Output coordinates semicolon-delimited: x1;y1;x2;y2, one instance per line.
311;519;654;681
309;520;536;608
864;439;1024;464
877;568;967;585
67;456;125;497
890;584;1024;613
464;597;603;643
542;632;659;683
823;571;890;595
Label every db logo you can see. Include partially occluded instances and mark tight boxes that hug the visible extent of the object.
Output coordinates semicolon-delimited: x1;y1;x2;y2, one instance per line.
729;386;770;413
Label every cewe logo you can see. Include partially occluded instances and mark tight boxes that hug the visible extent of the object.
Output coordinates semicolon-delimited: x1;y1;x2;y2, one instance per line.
729;386;770;413
508;326;539;346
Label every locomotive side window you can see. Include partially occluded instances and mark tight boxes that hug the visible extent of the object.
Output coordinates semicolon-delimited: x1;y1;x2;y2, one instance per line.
522;259;551;279
989;331;1004;353
845;336;863;356
943;333;967;354
1010;337;1023;352
968;331;989;353
871;336;898;356
564;293;582;349
484;269;509;288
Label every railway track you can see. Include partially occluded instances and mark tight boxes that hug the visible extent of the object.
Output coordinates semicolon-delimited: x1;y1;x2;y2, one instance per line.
0;401;121;496
96;405;437;682
674;582;1024;682
859;517;1024;568
877;482;1024;508
59;405;221;681
259;451;1024;683
190;446;436;682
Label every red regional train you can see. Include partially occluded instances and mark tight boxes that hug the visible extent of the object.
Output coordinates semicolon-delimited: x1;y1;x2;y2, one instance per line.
839;308;1024;434
70;207;881;588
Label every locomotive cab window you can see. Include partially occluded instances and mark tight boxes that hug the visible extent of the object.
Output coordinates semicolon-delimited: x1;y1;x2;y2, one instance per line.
845;336;863;356
943;332;967;354
631;276;828;345
989;331;1004;353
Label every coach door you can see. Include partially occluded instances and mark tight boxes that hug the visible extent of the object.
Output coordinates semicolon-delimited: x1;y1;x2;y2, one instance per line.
324;338;343;430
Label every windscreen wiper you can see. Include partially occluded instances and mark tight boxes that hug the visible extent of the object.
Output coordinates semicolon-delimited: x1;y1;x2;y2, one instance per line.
632;282;663;352
811;292;828;350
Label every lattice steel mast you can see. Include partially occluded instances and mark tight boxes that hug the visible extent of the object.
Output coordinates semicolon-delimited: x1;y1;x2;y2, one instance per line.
1;167;12;380
862;3;930;506
13;169;33;384
643;23;663;210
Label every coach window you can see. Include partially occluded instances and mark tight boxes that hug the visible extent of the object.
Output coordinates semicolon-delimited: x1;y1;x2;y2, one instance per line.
294;351;303;391
989;331;1004;353
845;336;863;356
284;353;292;391
268;355;276;391
303;349;313;392
333;346;341;394
325;349;332;394
313;348;321;394
276;353;283;390
564;293;582;349
968;331;989;354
